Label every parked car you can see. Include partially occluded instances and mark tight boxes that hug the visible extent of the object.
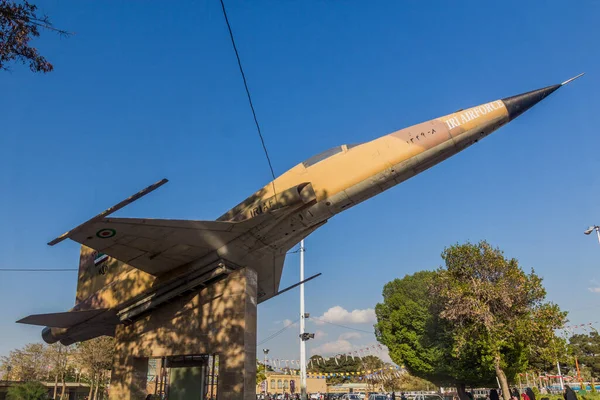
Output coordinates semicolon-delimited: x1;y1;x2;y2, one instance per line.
341;395;361;400
368;394;388;400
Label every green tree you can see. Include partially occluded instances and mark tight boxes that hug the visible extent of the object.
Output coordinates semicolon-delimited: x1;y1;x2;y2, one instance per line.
308;354;363;384
362;355;385;391
75;337;114;400
569;331;600;379
256;362;273;385
7;381;49;400
375;270;495;395
434;241;567;400
375;272;443;379
392;371;436;392
0;343;49;382
0;1;69;72
45;343;74;400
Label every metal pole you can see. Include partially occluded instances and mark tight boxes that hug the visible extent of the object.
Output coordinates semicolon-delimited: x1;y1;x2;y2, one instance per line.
300;240;307;400
557;361;565;390
210;355;216;400
595;227;600;246
154;359;161;395
264;350;268;397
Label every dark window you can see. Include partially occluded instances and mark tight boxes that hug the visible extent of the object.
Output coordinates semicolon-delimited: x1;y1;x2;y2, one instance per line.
302;146;343;167
346;143;363;150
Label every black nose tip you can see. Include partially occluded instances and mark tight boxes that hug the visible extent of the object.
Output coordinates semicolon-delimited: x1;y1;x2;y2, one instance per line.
501;84;561;121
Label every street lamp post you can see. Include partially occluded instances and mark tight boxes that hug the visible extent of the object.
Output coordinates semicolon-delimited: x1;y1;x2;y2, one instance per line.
584;225;600;245
263;348;269;397
557;361;565;390
300;240;307;400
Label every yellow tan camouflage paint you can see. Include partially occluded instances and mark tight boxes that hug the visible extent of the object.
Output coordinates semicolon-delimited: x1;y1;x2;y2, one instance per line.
226;99;509;218
77;246;155;309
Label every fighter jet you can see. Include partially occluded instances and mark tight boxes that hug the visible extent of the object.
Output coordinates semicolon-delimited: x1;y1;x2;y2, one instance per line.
18;74;583;345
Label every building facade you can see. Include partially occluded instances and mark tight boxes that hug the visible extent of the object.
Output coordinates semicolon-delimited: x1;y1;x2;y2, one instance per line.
257;373;327;395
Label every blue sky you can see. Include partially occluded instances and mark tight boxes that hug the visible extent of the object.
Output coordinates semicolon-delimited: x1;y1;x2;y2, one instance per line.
1;0;599;365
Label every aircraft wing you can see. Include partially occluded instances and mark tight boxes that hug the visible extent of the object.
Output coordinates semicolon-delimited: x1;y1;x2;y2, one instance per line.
17;309;109;328
50;217;258;276
47;178;318;292
47;179;277;276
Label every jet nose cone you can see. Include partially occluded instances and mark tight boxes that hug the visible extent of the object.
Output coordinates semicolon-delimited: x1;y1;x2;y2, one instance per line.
501;73;584;121
501;84;561;121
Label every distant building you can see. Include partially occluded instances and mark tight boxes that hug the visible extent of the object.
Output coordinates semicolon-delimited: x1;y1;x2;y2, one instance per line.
327;382;370;394
0;381;91;400
257;372;327;395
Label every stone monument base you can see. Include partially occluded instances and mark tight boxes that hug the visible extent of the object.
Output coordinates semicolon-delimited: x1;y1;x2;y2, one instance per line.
109;267;257;400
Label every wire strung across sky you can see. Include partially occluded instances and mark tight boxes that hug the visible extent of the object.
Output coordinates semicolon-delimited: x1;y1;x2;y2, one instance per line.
257;315;375;346
218;0;277;191
258;317;301;346
0;268;78;271
310;317;374;334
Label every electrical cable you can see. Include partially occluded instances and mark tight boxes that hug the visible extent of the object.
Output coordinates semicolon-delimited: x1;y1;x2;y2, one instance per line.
0;268;77;272
258;318;300;346
310;317;374;334
218;0;277;195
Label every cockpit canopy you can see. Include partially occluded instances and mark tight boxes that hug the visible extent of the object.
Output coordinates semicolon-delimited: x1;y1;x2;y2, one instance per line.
301;143;363;168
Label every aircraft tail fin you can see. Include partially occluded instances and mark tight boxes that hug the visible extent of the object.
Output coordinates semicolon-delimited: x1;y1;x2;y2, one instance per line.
76;245;131;305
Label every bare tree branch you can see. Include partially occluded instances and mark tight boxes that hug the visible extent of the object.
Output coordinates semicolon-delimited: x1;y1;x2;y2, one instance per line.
0;0;70;72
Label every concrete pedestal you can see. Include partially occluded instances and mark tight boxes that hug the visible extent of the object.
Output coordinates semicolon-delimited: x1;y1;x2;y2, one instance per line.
109;267;257;400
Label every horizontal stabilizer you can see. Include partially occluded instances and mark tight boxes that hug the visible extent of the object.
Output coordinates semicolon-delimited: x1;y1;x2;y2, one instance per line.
17;309;108;328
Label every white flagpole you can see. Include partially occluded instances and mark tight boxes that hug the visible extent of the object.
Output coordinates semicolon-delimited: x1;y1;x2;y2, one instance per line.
300;239;307;400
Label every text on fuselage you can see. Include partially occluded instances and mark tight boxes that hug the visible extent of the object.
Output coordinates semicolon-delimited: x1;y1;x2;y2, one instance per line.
443;100;504;130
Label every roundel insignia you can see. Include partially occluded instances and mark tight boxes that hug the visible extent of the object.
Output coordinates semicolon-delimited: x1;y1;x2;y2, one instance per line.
96;228;116;239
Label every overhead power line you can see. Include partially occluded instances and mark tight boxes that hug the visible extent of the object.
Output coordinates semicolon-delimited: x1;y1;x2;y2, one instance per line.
218;0;277;190
311;317;374;334
258;318;300;346
0;268;77;272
